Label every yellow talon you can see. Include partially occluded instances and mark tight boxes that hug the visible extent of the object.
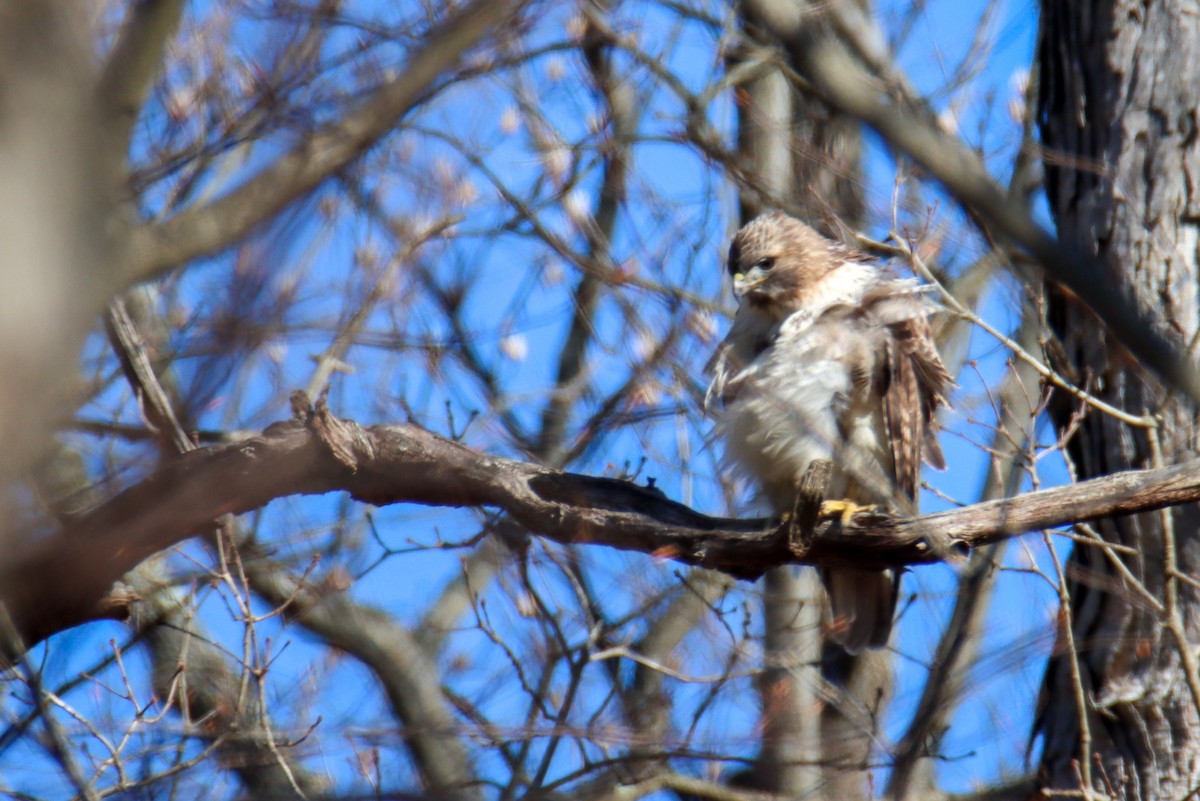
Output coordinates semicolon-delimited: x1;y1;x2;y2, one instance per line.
819;499;875;525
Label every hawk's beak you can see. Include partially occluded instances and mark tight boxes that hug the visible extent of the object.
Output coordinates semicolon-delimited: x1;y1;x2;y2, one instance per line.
733;267;769;297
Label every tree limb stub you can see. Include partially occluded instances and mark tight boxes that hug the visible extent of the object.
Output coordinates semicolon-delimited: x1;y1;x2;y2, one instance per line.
6;401;1200;649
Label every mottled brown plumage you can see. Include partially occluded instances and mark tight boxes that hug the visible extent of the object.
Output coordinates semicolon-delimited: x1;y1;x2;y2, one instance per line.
707;211;950;652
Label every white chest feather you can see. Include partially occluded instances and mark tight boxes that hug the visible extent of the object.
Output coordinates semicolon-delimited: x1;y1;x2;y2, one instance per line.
720;334;845;506
710;293;894;513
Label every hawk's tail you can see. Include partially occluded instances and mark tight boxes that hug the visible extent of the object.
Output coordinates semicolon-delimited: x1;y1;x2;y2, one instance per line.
823;567;899;653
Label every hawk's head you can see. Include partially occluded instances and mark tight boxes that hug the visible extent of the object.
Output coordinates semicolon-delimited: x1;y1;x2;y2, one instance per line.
726;211;839;313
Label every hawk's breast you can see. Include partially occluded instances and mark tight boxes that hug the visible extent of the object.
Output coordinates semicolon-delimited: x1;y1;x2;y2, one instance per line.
717;313;869;510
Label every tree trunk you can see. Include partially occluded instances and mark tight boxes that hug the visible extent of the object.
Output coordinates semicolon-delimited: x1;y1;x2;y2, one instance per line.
737;3;877;796
1036;2;1200;797
735;41;825;798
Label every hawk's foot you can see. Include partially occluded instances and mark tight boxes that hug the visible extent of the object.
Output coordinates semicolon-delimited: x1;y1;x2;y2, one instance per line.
819;499;877;525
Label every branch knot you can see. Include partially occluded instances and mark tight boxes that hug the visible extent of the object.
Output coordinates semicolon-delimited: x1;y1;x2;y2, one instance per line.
292;389;375;470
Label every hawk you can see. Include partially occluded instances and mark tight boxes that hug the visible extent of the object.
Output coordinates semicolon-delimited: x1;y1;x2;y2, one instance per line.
707;211;950;652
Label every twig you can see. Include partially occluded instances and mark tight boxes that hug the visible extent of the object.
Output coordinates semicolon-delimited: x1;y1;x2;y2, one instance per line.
1149;426;1200;716
1042;530;1097;800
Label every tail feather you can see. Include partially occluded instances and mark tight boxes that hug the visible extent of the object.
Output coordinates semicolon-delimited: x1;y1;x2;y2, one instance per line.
823;568;899;653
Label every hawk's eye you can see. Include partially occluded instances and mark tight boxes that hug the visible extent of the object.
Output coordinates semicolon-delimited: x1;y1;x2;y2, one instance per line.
756;257;776;271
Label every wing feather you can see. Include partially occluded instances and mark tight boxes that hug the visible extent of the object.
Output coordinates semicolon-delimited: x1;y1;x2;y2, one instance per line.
704;305;776;410
883;314;951;501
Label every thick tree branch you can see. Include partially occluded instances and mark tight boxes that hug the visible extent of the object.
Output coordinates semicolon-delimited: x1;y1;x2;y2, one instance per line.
0;2;113;489
7;400;1200;649
105;267;477;799
119;0;520;285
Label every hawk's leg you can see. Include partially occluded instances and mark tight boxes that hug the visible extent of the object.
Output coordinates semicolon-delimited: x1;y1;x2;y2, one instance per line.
784;459;832;556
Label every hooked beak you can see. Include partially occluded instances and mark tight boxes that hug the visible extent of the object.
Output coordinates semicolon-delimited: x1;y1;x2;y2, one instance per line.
733;266;769;297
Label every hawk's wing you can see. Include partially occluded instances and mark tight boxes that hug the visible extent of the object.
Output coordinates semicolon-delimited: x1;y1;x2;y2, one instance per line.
882;312;951;501
704;305;774;411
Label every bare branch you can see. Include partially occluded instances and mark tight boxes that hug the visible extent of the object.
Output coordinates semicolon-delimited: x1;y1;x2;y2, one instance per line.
96;0;187;159
249;562;480;800
120;0;521;285
535;5;639;464
124;569;327;799
888;307;1042;799
9;401;1200;650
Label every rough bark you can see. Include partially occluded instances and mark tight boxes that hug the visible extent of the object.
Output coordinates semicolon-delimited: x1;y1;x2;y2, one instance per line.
1036;2;1200;797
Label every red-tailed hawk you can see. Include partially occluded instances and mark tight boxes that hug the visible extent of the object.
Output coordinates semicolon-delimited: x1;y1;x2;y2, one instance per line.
707;211;950;652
